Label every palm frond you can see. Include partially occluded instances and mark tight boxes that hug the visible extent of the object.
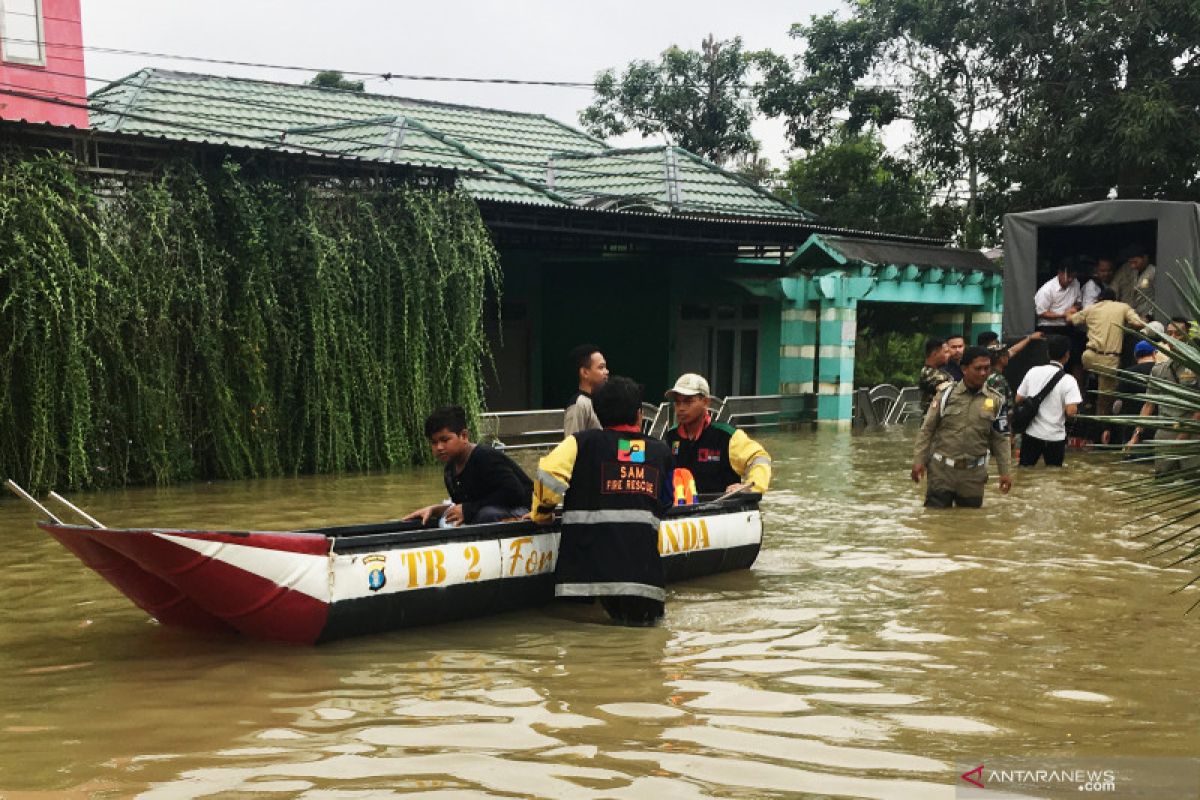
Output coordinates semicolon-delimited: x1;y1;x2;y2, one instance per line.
1090;259;1200;605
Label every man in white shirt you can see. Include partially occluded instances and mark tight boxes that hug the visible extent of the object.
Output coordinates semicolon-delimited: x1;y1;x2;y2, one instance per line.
1034;261;1082;334
1080;256;1116;309
1015;334;1083;467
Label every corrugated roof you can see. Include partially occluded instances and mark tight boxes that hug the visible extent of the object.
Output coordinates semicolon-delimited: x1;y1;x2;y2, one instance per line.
88;69;812;218
794;235;998;273
550;146;809;220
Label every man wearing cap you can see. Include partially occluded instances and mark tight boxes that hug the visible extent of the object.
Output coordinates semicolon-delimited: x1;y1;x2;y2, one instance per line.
1069;287;1146;420
663;373;771;495
912;345;1013;508
1115;340;1159;444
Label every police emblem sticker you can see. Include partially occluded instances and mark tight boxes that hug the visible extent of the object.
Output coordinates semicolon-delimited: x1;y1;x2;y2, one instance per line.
364;554;387;592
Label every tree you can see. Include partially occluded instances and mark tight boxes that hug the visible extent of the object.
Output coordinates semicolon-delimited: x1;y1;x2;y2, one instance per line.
985;0;1200;213
781;128;958;238
755;1;1200;243
580;35;757;165
307;71;365;92
754;2;1000;246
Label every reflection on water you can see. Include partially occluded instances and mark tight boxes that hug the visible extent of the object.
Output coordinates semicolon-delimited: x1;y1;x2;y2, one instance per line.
2;428;1198;798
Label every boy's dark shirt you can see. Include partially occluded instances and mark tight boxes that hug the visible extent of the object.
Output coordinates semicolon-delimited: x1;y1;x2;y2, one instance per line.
443;445;534;523
1113;362;1161;441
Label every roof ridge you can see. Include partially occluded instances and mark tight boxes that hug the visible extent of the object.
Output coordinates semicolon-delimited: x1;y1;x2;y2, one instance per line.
538;114;608;147
85;67;152;101
98;67;598;131
670;146;814;220
398;117;572;206
551;145;668;160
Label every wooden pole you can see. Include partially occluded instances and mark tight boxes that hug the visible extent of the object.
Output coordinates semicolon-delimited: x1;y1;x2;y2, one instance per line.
4;480;63;524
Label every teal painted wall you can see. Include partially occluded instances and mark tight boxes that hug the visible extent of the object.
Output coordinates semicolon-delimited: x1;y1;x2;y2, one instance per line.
757;297;781;395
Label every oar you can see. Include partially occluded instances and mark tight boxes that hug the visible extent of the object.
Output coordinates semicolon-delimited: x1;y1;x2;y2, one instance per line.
48;491;105;528
714;483;752;503
4;479;63;524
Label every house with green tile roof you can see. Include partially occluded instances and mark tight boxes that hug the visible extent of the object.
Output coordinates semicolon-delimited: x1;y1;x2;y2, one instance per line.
82;68;999;423
88;68;810;218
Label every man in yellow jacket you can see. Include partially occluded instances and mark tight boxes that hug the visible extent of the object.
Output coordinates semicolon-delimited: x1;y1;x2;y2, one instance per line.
663;374;771;495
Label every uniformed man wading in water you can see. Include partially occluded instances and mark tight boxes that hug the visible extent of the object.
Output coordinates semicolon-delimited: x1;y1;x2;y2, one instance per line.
911;345;1014;508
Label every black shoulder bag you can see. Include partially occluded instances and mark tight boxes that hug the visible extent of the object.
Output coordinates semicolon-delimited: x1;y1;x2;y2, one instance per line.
1010;367;1065;434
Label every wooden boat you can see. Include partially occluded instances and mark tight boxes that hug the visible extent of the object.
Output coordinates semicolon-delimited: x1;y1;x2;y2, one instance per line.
21;488;762;644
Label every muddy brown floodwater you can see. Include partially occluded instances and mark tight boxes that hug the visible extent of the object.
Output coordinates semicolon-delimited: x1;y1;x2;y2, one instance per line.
1;428;1197;799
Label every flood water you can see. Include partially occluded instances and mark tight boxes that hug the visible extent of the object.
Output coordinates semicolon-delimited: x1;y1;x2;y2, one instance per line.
2;428;1198;799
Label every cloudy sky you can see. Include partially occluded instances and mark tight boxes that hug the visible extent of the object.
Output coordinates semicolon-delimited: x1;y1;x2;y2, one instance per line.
80;0;844;167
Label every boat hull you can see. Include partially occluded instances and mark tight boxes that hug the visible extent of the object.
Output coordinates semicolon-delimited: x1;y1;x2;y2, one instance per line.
40;497;762;644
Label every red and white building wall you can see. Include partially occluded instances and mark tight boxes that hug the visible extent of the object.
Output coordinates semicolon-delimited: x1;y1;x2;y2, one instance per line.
0;0;87;126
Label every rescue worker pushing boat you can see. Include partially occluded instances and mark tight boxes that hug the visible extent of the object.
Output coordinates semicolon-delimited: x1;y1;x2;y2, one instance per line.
532;376;674;625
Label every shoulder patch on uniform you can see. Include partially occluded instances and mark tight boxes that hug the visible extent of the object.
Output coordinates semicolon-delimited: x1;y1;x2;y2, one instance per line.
711;422;737;436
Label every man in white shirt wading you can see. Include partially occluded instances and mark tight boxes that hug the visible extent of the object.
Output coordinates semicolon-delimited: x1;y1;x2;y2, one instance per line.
1015;334;1083;467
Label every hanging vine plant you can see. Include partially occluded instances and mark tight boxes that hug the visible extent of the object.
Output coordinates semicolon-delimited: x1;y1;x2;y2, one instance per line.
0;149;501;492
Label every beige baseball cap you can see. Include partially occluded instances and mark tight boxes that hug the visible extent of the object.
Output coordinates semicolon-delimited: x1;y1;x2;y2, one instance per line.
665;373;711;399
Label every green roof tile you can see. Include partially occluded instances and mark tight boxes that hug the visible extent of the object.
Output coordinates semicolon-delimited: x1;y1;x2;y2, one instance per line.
89;69;809;218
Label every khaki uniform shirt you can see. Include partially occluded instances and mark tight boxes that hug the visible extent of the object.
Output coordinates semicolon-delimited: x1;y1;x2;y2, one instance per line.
1109;264;1136;307
1150;361;1200;421
913;381;1013;476
1132;263;1157;321
1070;300;1144;355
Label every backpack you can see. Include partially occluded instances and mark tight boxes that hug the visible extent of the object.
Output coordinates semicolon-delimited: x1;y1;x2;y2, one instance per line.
1011;367;1065;434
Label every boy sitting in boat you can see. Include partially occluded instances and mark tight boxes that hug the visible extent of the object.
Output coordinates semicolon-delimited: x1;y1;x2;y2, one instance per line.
404;406;533;526
532;376;674;626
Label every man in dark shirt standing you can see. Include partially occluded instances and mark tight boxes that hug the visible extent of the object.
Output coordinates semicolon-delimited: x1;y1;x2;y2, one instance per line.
405;406;533;526
943;334;966;381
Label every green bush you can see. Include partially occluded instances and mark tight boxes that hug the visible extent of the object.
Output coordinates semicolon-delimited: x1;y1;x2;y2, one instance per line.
854;328;924;388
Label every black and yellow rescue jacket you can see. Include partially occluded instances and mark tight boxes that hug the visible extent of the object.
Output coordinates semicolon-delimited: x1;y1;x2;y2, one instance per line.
533;427;673;601
664;418;771;495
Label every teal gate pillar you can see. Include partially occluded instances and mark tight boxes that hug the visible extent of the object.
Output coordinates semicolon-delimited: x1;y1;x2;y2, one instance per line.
969;274;1005;341
779;286;817;396
812;272;875;426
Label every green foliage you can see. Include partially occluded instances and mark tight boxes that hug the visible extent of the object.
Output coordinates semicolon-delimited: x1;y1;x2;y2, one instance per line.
781;129;958;237
853;304;938;387
755;1;998;244
580;35;757;165
1091;265;1200;604
0;151;500;492
307;70;365;92
755;0;1200;242
987;0;1200;210
854;330;924;388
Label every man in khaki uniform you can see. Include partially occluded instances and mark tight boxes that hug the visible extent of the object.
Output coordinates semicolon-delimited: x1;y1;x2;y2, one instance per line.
1069;287;1145;418
1111;244;1157;321
911;346;1013;508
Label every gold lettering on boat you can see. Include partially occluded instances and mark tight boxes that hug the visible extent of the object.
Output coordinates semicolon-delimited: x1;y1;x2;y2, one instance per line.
463;545;482;580
424;549;446;586
507;536;552;577
658;519;711;555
